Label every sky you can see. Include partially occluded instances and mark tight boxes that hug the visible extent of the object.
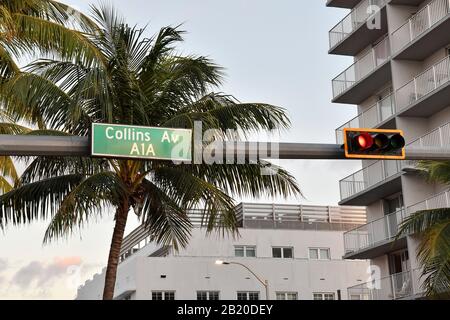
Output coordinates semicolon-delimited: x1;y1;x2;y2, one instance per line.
0;0;362;299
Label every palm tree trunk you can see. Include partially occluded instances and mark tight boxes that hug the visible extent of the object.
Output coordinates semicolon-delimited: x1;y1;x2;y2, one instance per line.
102;200;129;300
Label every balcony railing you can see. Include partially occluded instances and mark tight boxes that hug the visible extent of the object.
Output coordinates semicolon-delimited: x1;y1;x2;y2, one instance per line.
344;208;408;255
332;36;390;98
407;189;450;216
391;0;450;54
396;55;450;112
339;160;411;200
329;0;386;49
348;269;418;300
408;121;450;149
344;188;450;256
335;94;395;144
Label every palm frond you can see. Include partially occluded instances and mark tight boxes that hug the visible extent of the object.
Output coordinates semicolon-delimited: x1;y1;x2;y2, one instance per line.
398;208;450;296
0;174;84;228
138;179;192;251
43;171;128;242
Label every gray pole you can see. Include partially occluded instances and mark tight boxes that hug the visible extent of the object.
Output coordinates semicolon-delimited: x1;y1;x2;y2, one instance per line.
0;135;449;160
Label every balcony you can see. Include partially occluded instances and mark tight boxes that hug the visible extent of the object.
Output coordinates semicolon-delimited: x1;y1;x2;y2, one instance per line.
391;0;450;60
335;94;396;144
396;55;450;117
408;121;450;149
329;0;388;55
339;160;416;205
332;36;391;104
389;0;426;4
343;208;409;259
327;0;362;9
408;189;450;216
343;187;450;259
347;269;422;300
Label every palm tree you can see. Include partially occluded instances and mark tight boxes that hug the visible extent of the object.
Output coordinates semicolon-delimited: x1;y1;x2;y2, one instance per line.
0;0;102;194
397;161;450;298
0;0;100;81
0;5;301;300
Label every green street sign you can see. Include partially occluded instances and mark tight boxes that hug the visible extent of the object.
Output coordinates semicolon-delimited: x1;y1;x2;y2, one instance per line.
91;123;192;161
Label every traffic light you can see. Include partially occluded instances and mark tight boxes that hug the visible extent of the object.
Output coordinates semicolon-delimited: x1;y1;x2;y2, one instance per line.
343;128;406;160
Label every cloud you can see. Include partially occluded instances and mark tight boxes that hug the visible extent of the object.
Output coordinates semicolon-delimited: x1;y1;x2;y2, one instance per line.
11;257;82;289
0;258;8;272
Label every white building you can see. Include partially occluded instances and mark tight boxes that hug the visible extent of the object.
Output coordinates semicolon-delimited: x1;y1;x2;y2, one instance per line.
328;0;450;299
77;203;369;300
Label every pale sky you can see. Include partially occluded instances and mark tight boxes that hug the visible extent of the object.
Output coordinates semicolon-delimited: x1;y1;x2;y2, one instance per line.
0;0;362;299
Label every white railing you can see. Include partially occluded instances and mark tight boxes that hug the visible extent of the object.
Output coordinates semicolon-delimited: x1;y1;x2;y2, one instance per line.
339;160;415;200
344;208;408;255
344;189;450;256
407;189;450;215
348;270;417;300
391;0;450;54
329;0;386;49
332;36;390;98
396;55;450;111
335;94;395;144
240;203;366;224
408;121;450;149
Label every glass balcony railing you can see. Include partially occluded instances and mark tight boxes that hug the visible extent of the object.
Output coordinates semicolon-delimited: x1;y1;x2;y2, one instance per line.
407;189;450;216
329;0;386;49
339;160;412;200
344;208;408;255
332;36;391;99
335;94;395;144
344;188;450;256
391;0;450;54
396;55;450;112
408;121;450;149
347;269;419;300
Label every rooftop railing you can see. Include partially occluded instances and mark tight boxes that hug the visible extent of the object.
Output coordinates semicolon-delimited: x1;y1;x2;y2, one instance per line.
391;0;450;54
396;55;450;112
335;93;395;144
329;0;386;49
332;36;390;98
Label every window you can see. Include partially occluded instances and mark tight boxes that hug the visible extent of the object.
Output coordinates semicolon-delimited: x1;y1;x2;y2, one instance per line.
272;247;293;259
152;291;175;300
237;291;259;300
197;291;220;300
276;292;298;300
234;246;256;258
313;293;335;300
309;248;330;260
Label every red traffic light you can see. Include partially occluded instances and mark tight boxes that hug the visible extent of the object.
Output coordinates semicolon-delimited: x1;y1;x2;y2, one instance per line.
343;128;406;160
355;133;374;150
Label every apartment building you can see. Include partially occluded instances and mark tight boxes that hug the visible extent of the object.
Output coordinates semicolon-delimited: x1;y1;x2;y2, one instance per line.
76;203;368;300
328;0;450;299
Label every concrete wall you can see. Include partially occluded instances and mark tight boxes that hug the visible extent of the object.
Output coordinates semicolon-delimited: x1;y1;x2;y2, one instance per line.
76;227;370;300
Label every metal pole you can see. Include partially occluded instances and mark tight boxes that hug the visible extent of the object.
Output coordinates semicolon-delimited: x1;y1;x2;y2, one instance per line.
227;262;269;300
1;135;450;160
264;280;269;301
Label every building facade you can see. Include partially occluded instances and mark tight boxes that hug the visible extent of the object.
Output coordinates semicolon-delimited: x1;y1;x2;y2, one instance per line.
76;203;369;300
328;0;450;299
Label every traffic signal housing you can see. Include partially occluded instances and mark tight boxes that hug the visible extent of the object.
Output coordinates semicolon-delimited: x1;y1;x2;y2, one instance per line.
343;128;406;160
